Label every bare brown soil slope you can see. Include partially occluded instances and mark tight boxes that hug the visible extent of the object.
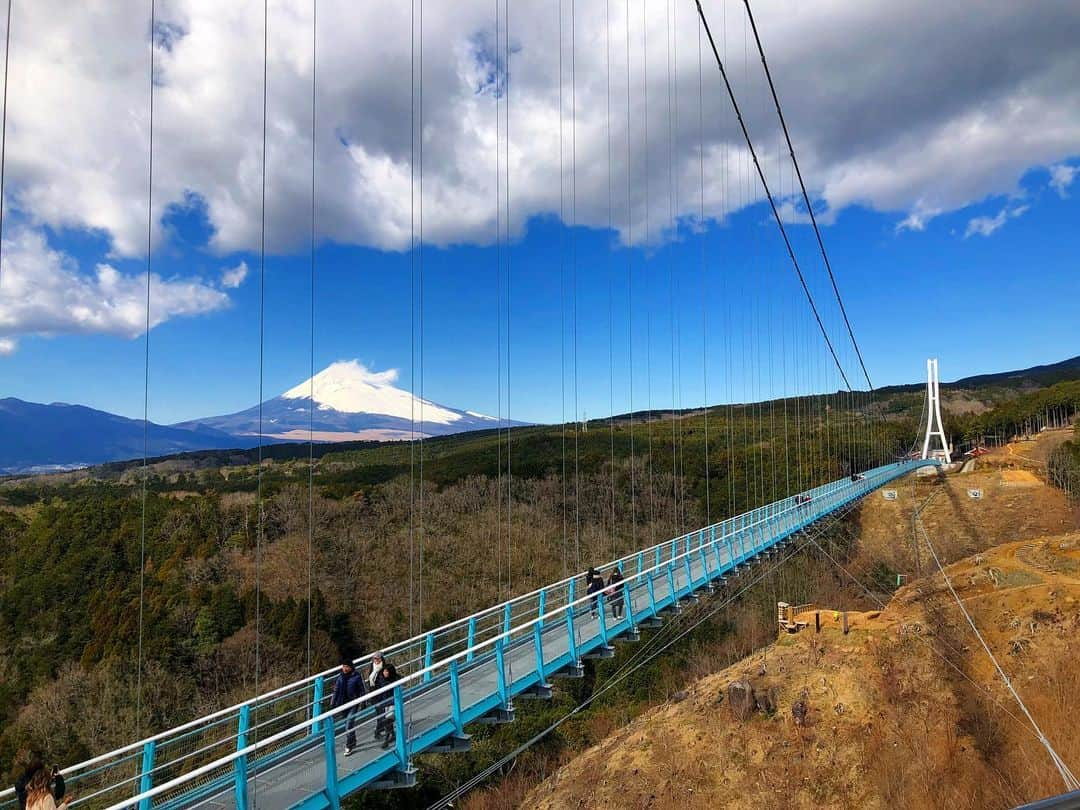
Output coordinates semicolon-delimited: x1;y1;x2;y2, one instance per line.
524;456;1080;809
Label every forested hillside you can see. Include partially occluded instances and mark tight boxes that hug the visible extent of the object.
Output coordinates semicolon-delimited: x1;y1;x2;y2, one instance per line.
1;374;1077;804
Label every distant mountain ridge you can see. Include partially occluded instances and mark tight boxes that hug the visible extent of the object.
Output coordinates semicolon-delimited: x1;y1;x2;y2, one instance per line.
949;355;1080;389
1;360;524;474
2;355;1077;475
874;355;1080;396
0;398;254;474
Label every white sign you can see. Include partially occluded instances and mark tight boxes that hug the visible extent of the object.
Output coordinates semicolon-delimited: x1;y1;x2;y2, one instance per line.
967;489;983;499
882;489;898;500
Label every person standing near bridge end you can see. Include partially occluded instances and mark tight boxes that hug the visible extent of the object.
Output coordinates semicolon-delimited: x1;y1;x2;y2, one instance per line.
13;752;67;810
331;658;366;757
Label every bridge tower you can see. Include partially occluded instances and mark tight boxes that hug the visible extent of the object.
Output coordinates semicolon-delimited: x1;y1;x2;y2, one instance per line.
921;358;952;463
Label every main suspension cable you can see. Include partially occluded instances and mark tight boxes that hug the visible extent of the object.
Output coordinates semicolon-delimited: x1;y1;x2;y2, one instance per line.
694;0;851;392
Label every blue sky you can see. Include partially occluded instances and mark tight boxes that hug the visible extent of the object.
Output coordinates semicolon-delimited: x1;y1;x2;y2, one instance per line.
1;2;1078;426
3;157;1077;425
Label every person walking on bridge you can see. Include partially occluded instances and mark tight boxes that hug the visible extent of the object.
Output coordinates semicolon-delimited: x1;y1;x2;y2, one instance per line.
606;567;625;620
586;567;605;618
371;656;401;750
330;658;366;757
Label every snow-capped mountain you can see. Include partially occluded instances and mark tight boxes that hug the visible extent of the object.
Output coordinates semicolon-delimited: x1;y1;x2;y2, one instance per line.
177;360;523;441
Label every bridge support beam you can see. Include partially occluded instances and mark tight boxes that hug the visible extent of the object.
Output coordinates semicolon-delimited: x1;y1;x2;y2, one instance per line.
518;682;554;700
429;734;472;754
369;767;418;791
552;661;585;679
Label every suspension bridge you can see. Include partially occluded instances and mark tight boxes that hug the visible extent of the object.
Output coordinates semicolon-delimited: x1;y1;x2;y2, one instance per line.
0;459;936;810
3;0;1077;806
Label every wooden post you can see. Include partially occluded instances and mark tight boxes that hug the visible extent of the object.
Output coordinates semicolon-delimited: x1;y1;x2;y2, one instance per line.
815;612;820;633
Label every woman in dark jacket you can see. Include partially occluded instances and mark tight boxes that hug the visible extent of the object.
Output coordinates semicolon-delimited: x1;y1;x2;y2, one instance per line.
586;567;605;618
607;567;625;620
372;658;400;749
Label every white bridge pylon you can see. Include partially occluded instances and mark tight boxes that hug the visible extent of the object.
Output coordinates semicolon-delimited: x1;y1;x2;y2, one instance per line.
921;357;952;464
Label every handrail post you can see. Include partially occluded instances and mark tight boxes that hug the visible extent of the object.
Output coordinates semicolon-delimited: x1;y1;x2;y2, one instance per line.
321;710;341;809
311;675;325;735
565;606;579;664
466;617;477;663
683;554;694;594
636;551;644;582
503;603;513;642
393;686;409;769
449;659;465;736
533;620;545;678
423;634;434;683
538;588;547;630
234;705;250;809
495;638;509;706
598;594;609;645
138;740;155;810
646;570;657;614
666;565;677;606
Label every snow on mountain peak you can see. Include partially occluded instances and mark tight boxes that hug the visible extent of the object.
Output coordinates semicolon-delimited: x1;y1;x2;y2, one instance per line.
281;360;472;426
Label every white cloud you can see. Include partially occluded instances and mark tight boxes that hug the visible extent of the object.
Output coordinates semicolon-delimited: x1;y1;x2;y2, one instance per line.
1049;163;1078;197
0;228;230;352
220;260;249;288
963;204;1029;238
895;202;943;233
0;1;1078;255
0;338;15;355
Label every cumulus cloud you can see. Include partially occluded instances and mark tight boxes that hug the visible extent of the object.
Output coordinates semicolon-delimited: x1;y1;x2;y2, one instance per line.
1;1;1078;256
1049;163;1078;197
220;260;249;288
964;204;1029;238
0;228;230;353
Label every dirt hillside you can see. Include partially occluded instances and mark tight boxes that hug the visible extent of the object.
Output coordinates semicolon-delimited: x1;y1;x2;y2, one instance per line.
524;451;1080;809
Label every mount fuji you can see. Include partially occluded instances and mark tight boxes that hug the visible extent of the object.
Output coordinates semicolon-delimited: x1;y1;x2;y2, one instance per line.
177;360;524;442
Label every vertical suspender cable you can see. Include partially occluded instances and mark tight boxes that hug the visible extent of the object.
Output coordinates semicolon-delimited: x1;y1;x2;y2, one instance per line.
558;0;567;579
571;0;581;571
642;0;655;543
253;0;269;797
0;0;12;289
606;0;617;561
306;0;316;677
665;0;678;535
625;0;637;553
504;0;512;597
408;0;416;636
137;0;156;738
495;0;504;600
418;0;425;629
697;10;710;525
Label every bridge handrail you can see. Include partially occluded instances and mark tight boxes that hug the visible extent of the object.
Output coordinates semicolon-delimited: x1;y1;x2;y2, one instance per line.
100;461;929;810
